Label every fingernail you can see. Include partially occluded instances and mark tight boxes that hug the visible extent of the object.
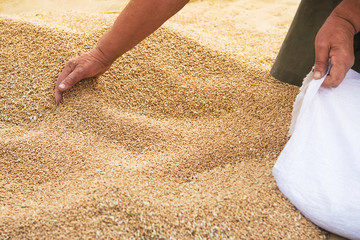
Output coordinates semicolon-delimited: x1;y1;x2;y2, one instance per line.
59;83;66;90
314;71;322;79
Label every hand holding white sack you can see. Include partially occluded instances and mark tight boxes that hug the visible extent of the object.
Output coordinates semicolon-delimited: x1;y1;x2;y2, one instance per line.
273;68;360;240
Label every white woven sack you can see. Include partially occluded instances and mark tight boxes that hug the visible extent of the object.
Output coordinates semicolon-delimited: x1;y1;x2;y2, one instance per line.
273;69;360;240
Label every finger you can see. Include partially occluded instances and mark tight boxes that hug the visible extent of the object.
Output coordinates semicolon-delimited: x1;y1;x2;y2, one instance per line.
55;61;77;105
314;37;330;79
57;61;74;85
57;66;86;92
54;67;86;105
55;88;63;105
54;64;73;105
321;63;346;88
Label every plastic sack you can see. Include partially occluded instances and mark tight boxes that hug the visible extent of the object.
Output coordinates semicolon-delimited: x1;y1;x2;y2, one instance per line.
273;69;360;240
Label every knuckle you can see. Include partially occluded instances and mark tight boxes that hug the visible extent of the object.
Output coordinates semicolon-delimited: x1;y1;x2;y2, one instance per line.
328;74;345;87
315;39;329;50
339;48;354;59
344;53;355;66
330;47;355;66
325;77;340;87
63;74;77;85
314;60;327;70
76;65;85;73
323;79;336;88
62;78;73;87
75;66;88;78
66;59;76;68
330;81;341;88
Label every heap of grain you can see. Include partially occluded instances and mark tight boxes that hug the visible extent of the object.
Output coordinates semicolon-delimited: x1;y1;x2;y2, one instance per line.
0;9;327;239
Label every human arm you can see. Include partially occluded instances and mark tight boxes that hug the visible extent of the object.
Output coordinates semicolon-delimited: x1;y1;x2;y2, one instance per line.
313;0;360;87
55;0;189;105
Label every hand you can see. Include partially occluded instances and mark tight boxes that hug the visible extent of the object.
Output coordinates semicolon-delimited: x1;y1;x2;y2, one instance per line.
55;47;112;105
54;0;189;105
313;12;356;87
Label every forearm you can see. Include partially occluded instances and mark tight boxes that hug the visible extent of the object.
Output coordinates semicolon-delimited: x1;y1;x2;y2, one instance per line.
331;0;360;34
96;0;189;65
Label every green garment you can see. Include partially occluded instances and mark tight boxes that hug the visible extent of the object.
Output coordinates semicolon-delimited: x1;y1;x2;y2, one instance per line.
271;0;360;86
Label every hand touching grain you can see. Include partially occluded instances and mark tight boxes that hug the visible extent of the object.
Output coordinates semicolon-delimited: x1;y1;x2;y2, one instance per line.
55;47;111;105
54;0;190;105
54;0;189;105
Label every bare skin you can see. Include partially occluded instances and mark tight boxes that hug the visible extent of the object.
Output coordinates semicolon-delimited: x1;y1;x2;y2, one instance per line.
55;0;360;104
313;0;360;87
55;0;189;105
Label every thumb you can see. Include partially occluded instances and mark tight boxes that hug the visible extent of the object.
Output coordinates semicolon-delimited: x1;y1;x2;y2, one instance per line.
58;66;86;92
313;40;330;79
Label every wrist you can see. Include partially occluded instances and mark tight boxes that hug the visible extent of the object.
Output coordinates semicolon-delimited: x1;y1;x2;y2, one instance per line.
95;30;125;65
89;46;115;67
332;0;360;34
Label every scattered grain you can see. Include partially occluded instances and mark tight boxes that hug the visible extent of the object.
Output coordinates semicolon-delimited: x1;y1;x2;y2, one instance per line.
0;3;328;239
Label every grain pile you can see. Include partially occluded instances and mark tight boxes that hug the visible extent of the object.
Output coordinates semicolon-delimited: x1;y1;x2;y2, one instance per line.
1;3;329;239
